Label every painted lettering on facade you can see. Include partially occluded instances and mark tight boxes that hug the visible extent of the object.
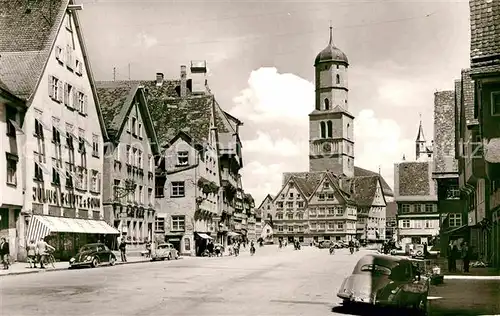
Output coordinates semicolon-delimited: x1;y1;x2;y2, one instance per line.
32;187;101;209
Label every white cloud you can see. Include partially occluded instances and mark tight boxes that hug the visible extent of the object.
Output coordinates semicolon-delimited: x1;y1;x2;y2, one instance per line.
233;67;413;204
354;109;414;189
231;67;314;126
243;131;305;157
135;32;158;49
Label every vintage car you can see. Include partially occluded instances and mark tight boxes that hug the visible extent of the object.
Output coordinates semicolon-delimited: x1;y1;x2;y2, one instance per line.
318;240;334;249
337;254;429;315
151;243;179;261
69;243;116;268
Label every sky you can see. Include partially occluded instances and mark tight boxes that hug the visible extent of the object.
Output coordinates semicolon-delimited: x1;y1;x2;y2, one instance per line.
77;0;471;205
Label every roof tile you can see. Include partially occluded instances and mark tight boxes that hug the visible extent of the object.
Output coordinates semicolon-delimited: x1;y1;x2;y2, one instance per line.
396;162;431;196
469;0;500;67
0;0;68;100
433;90;458;173
95;81;138;133
350;176;378;206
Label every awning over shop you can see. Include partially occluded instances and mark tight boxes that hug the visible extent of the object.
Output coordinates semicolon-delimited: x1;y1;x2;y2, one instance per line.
442;224;468;236
26;215;120;243
196;233;213;240
227;232;240;237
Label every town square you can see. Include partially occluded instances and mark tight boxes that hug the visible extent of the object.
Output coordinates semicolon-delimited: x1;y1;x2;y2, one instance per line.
0;0;499;315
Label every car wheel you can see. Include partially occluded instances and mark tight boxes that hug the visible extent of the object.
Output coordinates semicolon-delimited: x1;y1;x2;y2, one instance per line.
91;257;99;268
109;255;116;266
167;253;172;260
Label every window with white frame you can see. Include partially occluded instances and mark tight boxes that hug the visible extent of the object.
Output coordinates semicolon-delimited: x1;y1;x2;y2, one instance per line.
328;207;335;215
90;170;100;192
148;188;153;205
327;193;335;200
77;91;86;114
75;59;83;75
328;222;335;230
6;153;18;185
402;220;410;228
114;144;120;161
139;185;143;203
276;213;283;220
149;155;153;171
55;46;63;63
48;75;62;102
287;213;293;220
171;215;185;231
413;204;422;213
66;44;73;69
155;217;165;232
318;207;325;216
319;223;325;230
278;226;284;232
286;201;293;208
171;181;185;197
92;134;99;157
309;208;317;216
177;151;189;166
288;226;294;232
425;204;434;213
131;117;137;135
401;204;410;213
138;121;143;138
337;222;344;230
318;193;325;200
447;186;460;199
138;150;143;168
126;145;131;164
449;213;462;227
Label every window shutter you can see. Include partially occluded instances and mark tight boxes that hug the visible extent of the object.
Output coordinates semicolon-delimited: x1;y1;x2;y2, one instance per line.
97;172;101;192
79;59;83;74
63;83;68;105
57;81;63;102
72;89;77;109
83;94;88;114
66;45;71;66
48;75;53;98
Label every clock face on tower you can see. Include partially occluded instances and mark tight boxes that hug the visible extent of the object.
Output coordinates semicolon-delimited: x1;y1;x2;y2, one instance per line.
323;142;331;153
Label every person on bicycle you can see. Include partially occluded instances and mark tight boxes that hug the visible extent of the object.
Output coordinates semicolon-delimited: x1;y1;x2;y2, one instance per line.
36;237;55;269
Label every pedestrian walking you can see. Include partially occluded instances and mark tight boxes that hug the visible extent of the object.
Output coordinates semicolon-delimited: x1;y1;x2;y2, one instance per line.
36;237;55;269
0;237;10;269
462;242;471;273
451;243;459;272
446;241;454;272
119;238;127;262
26;240;37;268
145;240;152;258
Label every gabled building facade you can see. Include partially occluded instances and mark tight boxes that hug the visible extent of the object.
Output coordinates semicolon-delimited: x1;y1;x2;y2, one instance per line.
122;62;246;255
0;0;117;260
96;81;160;250
255;194;274;237
467;0;500;269
394;160;439;246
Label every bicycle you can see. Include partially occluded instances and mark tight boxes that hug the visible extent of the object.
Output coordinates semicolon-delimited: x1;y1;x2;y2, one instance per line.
41;250;56;268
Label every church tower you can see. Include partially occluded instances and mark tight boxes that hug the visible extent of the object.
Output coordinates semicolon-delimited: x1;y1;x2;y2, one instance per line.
415;118;432;161
309;26;354;177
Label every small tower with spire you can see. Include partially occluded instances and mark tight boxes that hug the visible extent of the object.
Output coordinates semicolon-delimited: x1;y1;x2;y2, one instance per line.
415;114;433;161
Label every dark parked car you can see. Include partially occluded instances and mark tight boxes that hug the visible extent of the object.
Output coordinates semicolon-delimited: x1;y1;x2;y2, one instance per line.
69;243;116;268
318;240;334;248
337;254;429;315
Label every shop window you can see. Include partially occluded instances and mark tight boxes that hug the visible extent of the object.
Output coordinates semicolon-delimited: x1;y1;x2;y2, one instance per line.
184;238;191;251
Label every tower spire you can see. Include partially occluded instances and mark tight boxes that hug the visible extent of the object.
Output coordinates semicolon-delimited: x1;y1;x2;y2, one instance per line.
416;114;425;142
329;21;333;45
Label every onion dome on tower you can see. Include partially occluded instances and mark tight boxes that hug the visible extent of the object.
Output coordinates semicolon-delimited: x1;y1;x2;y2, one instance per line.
314;26;348;66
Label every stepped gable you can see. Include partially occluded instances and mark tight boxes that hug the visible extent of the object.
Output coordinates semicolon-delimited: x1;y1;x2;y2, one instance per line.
138;79;230;147
0;0;68;100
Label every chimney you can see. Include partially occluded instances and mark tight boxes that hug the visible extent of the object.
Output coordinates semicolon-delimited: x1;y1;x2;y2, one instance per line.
180;65;187;98
156;72;164;87
190;60;207;94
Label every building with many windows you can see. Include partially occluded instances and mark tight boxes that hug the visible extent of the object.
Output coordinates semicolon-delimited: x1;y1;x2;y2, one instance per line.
394;154;440;246
256;194;274;237
0;0;117;260
127;63;246;255
269;27;393;244
96;81;160;249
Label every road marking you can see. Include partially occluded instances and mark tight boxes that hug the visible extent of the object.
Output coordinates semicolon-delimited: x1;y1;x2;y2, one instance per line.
270;299;331;306
426;296;443;300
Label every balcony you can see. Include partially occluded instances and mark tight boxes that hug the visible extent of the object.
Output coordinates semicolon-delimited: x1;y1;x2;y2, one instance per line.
221;169;237;189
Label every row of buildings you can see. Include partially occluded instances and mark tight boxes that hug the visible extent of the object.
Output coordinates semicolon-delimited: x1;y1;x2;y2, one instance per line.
255;27;395;245
391;0;500;270
0;0;257;260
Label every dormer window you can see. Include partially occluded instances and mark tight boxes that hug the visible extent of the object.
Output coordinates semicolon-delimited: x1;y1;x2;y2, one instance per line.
177;151;189;166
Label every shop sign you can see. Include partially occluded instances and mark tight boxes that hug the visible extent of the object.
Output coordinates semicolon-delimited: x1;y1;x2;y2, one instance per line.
32;187;101;209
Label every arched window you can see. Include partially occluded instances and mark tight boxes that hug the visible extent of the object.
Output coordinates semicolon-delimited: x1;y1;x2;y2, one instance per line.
324;98;330;110
347;123;350;139
327;121;333;138
320;121;326;138
336;74;340;84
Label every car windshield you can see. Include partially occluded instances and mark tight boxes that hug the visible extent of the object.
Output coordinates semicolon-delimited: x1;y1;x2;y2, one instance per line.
79;245;96;253
359;264;392;275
